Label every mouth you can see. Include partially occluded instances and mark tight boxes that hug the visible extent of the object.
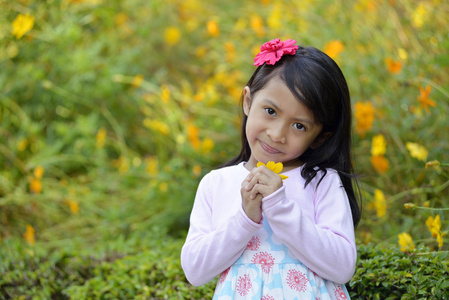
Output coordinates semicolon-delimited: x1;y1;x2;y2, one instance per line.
259;140;282;154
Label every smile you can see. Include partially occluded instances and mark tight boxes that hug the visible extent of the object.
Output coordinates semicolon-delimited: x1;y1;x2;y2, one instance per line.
259;140;282;154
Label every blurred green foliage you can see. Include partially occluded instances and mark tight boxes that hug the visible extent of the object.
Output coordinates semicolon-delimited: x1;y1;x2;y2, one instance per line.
1;0;448;298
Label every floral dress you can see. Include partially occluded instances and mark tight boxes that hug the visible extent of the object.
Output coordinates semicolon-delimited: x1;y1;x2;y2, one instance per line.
213;215;351;300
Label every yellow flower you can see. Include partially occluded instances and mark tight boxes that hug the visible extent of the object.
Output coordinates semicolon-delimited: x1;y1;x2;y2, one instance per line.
114;12;129;26
385;57;402;74
145;156;158;176
96;128;107;149
12;13;35;39
374;189;386;218
257;161;288;180
201;138;215;154
354;101;375;137
132;74;144;88
17;137;28;151
398;48;408;61
412;2;429;28
207;20;220;37
406;142;428;161
66;199;79;214
268;3;282;29
164;26;181;46
324;40;344;59
371;134;386;156
426;215;443;248
161;85;170;103
417;85;436;113
24;224;35;246
159;182;168;192
143;119;170;135
398;232;415;252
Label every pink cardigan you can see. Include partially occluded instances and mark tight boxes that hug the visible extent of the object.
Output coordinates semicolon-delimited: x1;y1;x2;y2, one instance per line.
181;162;356;286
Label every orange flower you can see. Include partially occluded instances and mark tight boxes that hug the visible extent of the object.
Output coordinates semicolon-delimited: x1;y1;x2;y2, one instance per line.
417;85;436;113
324;40;344;59
187;124;200;149
207;20;220;37
370;155;389;173
250;15;265;37
354;101;375;136
33;166;44;179
192;165;202;177
385;57;402;74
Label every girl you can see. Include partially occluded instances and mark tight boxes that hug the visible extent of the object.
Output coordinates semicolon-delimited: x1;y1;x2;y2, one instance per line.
181;38;361;299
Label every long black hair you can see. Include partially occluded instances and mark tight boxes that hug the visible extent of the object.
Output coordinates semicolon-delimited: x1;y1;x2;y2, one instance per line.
220;45;362;227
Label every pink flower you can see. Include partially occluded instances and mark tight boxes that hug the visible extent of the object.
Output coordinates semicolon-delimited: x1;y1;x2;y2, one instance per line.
286;269;309;292
236;274;252;296
251;251;275;273
246;236;260;250
262;296;275;300
254;38;299;66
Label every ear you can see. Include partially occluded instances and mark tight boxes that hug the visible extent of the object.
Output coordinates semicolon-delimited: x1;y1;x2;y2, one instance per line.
243;86;251;116
311;132;332;149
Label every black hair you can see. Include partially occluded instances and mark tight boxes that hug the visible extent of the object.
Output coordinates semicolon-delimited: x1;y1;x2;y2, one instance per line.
220;45;362;227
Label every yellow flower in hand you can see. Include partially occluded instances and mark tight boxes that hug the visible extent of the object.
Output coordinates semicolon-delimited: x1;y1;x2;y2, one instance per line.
257;161;288;180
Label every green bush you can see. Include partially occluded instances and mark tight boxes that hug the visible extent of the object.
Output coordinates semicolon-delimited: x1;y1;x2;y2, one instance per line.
348;244;449;299
1;235;447;299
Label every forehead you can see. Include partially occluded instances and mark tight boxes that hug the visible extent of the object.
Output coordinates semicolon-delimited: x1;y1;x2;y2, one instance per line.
254;77;318;124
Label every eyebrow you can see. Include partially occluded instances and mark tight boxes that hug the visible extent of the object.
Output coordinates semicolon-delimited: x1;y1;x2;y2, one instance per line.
263;99;315;126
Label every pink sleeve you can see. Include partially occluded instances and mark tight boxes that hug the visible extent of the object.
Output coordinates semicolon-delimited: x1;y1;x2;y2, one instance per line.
180;172;263;286
262;171;357;284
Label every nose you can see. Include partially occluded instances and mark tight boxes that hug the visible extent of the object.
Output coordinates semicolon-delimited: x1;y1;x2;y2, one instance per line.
267;125;286;144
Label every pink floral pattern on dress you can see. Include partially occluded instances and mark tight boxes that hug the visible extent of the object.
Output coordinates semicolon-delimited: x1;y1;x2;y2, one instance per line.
334;285;348;300
286;269;309;292
251;251;275;273
246;235;260;250
219;267;230;284
261;296;275;300
236;274;252;296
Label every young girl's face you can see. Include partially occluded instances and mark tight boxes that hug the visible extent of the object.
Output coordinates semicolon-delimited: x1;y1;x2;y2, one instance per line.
243;76;323;171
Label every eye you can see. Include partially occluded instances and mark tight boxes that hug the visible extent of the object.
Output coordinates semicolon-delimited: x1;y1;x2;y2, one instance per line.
265;108;276;116
294;123;306;131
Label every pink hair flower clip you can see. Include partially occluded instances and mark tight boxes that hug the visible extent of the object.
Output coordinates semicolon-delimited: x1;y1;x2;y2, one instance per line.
253;38;299;66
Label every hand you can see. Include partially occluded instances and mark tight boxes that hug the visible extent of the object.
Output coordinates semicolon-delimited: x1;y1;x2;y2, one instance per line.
243;165;283;199
240;165;283;223
241;181;263;223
